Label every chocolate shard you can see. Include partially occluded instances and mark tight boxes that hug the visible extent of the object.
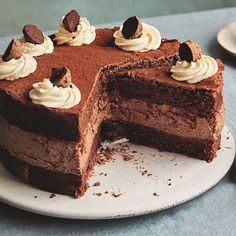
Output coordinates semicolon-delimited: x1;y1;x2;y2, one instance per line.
50;67;72;88
23;24;44;44
121;16;143;39
2;39;22;62
179;40;202;62
63;10;80;33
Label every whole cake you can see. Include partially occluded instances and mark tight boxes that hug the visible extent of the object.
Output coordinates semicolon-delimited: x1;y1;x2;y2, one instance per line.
0;10;224;197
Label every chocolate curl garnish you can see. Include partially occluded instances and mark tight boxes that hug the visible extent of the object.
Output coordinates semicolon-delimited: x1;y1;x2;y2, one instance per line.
63;10;80;33
2;39;22;62
50;67;72;88
179;40;202;62
23;24;44;44
122;16;143;39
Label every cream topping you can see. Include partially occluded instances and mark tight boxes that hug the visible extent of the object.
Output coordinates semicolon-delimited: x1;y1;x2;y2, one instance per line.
0;54;37;81
113;23;161;52
29;79;81;109
170;55;218;83
54;17;96;46
21;34;54;56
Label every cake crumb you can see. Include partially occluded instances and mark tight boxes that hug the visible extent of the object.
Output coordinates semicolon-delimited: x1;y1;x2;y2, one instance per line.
49;193;56;198
96;147;115;165
141;170;148;175
153;192;159;197
122;154;133;161
104;191;109;194
34;195;38;198
147;173;152;176
93;192;102;196
112;192;122;198
99;172;108;176
226;137;229;139
93;182;101;187
168;183;172;186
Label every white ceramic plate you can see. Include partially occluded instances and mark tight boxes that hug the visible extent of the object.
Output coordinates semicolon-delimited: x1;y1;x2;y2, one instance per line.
0;126;234;219
217;20;236;56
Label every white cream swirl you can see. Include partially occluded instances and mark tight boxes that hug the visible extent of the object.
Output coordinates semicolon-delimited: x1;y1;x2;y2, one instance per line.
29;79;81;109
0;54;37;81
54;17;96;46
21;34;54;56
113;23;161;52
170;55;218;84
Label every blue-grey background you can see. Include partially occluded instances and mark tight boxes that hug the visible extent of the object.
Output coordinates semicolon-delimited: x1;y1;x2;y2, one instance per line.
0;0;236;36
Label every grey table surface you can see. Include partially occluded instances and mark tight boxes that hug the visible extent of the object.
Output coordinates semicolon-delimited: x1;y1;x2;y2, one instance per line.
0;7;236;236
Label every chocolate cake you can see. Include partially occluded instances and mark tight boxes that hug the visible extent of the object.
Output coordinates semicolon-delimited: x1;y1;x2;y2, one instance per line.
0;11;224;197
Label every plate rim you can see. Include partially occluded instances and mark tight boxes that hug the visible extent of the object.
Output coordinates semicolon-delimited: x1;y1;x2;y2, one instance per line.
0;125;235;220
217;19;236;56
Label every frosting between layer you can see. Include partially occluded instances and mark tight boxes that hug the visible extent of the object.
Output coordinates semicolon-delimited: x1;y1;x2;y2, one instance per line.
29;79;81;109
0;54;37;81
21;34;54;56
54;17;96;46
113;23;161;52
171;55;218;83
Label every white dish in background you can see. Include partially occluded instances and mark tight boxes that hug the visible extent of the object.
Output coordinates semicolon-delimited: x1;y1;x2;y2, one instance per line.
0;126;234;220
217;20;236;56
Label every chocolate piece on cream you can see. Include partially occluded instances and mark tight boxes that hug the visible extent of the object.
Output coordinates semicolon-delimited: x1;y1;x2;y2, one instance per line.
63;10;80;33
179;40;201;62
50;67;72;88
121;16;143;39
23;24;44;44
2;39;22;62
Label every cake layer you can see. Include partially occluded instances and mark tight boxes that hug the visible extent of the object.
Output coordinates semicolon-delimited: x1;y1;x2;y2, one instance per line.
110;92;224;140
101;120;221;162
